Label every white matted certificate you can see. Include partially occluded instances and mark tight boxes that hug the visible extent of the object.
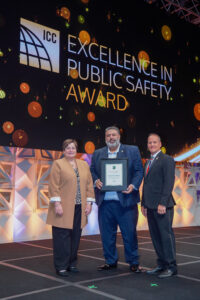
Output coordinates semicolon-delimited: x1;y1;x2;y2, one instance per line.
100;158;128;191
105;163;123;186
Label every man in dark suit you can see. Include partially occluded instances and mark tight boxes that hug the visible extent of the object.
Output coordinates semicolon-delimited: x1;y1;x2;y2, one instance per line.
90;126;143;272
141;133;177;278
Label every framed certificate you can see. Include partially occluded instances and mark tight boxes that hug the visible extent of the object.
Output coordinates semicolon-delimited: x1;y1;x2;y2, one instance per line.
100;158;128;191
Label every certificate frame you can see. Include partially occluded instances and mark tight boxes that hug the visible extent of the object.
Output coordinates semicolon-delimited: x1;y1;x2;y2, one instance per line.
100;158;128;191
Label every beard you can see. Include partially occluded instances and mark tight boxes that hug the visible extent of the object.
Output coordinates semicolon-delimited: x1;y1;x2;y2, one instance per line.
106;139;120;149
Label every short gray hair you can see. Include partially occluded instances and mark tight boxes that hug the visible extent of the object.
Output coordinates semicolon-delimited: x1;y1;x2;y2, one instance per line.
148;133;161;142
105;126;120;135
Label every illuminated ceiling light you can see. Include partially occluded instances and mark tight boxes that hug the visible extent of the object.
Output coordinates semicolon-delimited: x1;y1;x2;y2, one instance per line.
189;154;200;163
174;144;200;161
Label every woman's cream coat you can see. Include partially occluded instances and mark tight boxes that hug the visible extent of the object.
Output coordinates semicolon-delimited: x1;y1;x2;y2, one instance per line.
46;157;95;229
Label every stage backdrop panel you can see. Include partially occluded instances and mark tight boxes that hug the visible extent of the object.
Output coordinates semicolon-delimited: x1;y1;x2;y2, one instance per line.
0;146;200;243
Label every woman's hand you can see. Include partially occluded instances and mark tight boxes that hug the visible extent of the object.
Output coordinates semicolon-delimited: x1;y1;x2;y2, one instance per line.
54;202;63;216
95;179;103;190
85;203;92;216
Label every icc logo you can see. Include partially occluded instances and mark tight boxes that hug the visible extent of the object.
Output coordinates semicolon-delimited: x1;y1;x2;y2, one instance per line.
20;18;60;73
43;30;57;43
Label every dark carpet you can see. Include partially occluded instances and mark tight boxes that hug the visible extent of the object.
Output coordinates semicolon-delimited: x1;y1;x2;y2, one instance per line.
0;227;200;300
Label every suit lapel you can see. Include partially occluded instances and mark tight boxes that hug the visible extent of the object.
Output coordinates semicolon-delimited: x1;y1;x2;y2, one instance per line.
146;151;163;177
101;147;108;158
117;145;126;158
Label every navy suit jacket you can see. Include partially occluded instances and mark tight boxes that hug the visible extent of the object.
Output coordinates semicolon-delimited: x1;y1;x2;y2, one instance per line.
90;144;144;208
141;151;176;209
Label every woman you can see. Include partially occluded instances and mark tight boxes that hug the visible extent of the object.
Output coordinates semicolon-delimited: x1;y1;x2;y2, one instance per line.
46;139;95;277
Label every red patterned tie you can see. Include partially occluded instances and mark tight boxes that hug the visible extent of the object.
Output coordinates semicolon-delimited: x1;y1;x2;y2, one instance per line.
146;159;152;175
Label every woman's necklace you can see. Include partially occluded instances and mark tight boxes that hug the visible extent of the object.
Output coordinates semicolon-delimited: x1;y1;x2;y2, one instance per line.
68;159;77;169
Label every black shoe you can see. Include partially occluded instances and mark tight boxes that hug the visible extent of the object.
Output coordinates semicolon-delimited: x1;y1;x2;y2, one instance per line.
56;270;69;277
158;269;177;279
97;263;117;271
130;264;142;273
146;266;164;275
67;266;79;273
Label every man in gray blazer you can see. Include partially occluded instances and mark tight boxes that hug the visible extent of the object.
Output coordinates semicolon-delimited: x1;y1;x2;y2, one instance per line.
141;133;177;278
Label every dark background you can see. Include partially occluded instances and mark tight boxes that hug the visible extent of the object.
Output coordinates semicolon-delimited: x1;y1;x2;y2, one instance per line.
0;0;199;157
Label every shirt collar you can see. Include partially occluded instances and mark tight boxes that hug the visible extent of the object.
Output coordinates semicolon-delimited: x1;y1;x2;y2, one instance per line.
151;150;161;159
108;143;121;154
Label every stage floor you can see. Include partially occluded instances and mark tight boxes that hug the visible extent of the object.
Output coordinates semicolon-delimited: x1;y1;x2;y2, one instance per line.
0;227;200;300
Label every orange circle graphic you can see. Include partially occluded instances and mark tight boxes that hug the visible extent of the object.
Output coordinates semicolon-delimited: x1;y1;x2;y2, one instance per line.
87;112;95;122
2;121;14;134
84;141;95;154
28;101;43;118
12;129;28;147
79;30;91;45
20;82;30;94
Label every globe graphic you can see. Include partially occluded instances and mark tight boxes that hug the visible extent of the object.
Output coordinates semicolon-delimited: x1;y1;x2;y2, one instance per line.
20;25;53;72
